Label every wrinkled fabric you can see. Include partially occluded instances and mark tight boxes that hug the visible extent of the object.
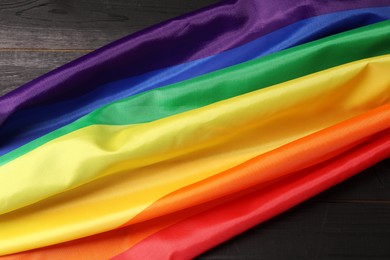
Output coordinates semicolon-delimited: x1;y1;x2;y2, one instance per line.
0;55;389;255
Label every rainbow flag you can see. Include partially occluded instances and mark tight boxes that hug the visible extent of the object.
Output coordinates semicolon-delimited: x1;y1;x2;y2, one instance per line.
0;0;389;259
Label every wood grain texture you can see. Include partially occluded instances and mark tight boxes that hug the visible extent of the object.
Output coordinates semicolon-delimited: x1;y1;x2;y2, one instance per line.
0;0;389;259
0;0;218;94
199;202;390;260
0;0;216;49
0;51;83;95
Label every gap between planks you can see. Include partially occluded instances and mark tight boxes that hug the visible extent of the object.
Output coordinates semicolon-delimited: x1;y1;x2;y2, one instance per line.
316;199;390;204
0;48;93;53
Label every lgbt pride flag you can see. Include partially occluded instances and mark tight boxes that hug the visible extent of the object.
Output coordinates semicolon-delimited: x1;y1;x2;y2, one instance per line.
0;0;389;259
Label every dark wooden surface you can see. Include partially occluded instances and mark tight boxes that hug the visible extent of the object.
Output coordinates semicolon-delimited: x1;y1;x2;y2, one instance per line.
0;0;217;94
0;1;389;259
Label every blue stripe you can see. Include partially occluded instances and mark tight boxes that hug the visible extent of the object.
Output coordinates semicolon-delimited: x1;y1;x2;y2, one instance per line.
1;6;390;156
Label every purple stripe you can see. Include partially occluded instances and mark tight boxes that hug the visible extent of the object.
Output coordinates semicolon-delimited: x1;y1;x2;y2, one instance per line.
0;0;388;126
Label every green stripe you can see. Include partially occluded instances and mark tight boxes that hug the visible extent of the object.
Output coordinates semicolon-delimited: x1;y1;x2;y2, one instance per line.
2;20;390;165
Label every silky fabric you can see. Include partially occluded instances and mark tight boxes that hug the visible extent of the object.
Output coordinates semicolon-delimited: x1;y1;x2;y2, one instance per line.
0;1;389;258
2;20;390;165
114;131;390;260
1;7;390;156
123;106;390;227
4;136;389;260
0;56;389;254
1;0;387;127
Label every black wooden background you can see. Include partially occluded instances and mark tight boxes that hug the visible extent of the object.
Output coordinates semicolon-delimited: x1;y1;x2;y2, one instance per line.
0;1;389;259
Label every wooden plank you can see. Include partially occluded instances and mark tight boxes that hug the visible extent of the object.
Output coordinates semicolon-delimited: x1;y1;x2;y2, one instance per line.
199;199;390;259
0;0;219;50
